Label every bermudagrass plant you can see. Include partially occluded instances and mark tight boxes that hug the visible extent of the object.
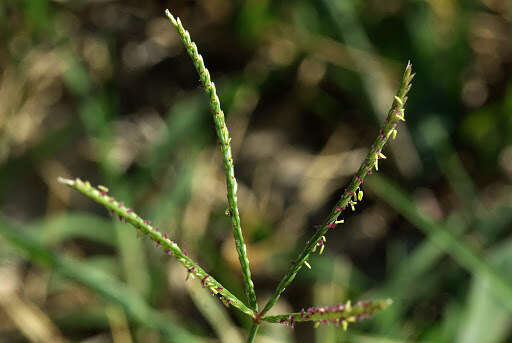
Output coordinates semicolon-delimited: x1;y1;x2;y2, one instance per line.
58;8;414;342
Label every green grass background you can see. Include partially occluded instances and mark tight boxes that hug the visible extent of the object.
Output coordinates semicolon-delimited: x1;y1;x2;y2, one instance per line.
0;0;511;342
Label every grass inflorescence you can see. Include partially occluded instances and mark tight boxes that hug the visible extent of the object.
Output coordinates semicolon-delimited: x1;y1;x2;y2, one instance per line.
58;8;415;343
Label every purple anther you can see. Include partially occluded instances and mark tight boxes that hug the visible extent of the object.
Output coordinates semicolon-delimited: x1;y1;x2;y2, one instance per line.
100;191;107;196
144;220;150;226
156;241;161;247
290;260;296;265
163;233;168;239
217;287;223;292
166;250;171;255
327;222;336;229
361;300;372;307
201;275;209;286
335;205;341;211
317;240;324;246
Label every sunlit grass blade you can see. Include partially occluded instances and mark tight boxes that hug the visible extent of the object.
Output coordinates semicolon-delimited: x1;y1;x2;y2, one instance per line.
0;215;198;343
367;175;512;312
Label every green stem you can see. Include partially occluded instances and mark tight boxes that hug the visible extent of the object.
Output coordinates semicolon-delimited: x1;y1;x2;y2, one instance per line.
259;62;414;317
165;9;258;311
246;323;260;343
58;177;256;319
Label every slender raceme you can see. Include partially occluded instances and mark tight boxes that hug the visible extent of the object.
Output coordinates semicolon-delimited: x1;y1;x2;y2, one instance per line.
261;299;392;331
165;9;258;312
57;177;256;319
258;62;414;318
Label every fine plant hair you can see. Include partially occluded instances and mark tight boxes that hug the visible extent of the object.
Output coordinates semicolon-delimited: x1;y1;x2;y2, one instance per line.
58;9;415;343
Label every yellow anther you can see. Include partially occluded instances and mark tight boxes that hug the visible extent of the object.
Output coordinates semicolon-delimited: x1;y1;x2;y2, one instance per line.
358;190;364;201
394;96;403;105
395;109;406;122
304;260;312;269
98;185;109;192
342;320;348;331
392;129;398;140
314;321;320;328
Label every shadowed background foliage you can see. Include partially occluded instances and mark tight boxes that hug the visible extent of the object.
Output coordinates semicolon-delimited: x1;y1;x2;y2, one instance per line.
0;0;511;342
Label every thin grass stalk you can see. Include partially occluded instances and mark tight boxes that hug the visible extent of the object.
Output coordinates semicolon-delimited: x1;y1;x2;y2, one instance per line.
165;9;258;311
57;177;256;318
258;62;414;318
246;323;259;343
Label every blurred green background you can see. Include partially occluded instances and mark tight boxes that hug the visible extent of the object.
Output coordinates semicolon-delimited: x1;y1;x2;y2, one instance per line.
0;0;511;342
